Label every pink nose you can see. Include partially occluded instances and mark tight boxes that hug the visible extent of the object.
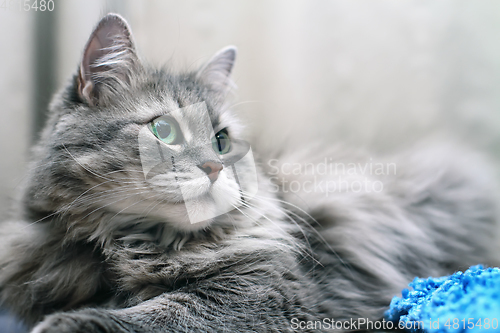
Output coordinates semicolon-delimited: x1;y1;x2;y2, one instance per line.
199;161;223;183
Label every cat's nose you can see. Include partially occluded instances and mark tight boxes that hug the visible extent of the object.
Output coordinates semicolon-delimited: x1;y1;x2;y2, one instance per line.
199;161;223;183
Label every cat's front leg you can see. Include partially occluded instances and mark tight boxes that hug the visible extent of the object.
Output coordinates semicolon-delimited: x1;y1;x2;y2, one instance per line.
31;288;303;333
31;309;144;333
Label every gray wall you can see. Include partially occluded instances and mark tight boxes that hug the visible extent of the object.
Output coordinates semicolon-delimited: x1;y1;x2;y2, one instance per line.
0;9;33;218
2;0;500;218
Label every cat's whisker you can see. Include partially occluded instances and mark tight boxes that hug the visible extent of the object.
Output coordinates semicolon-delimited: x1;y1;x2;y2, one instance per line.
19;186;143;231
59;184;150;218
231;201;305;253
237;191;357;276
226;100;265;110
101;169;148;177
234;194;313;251
18;210;63;230
246;192;322;228
59;181;140;216
224;210;239;232
141;194;169;218
107;191;166;223
71;183;148;203
67;188;158;228
241;191;354;273
255;201;315;259
62;145;146;185
233;199;322;267
62;144;116;182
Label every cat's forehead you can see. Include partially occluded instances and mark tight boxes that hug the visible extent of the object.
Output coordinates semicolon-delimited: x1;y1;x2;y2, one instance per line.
132;93;221;130
133;72;221;122
58;69;235;139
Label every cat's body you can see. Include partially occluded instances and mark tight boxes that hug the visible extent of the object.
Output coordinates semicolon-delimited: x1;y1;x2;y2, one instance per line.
0;14;498;333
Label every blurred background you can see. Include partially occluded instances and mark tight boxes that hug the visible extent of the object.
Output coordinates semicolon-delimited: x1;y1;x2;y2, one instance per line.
1;1;500;331
1;0;500;220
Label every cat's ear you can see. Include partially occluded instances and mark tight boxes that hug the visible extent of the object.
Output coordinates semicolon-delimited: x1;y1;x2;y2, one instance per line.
78;13;138;105
197;46;237;93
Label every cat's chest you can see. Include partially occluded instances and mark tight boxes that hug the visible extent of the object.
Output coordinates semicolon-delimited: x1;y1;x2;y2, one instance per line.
106;242;226;301
106;233;299;304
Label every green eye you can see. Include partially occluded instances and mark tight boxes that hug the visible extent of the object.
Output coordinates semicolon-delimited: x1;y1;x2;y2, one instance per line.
212;129;231;155
150;117;179;144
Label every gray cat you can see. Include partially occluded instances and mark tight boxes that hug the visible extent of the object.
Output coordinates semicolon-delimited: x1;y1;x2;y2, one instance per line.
0;14;498;333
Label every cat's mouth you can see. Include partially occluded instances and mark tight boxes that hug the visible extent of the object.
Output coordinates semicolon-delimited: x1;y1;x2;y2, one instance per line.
176;178;242;224
142;159;255;225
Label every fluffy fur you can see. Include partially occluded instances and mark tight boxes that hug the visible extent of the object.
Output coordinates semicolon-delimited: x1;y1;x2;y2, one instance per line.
0;14;498;333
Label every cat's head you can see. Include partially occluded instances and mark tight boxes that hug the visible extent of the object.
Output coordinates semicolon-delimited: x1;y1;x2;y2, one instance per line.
24;14;263;244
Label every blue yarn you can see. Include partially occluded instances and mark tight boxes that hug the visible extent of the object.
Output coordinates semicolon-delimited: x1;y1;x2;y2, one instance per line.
385;265;500;333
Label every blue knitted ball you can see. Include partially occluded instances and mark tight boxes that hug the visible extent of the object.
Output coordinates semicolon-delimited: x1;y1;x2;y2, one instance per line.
385;265;500;333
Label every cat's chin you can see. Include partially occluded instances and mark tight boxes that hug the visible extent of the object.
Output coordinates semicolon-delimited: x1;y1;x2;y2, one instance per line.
157;193;240;234
163;179;241;230
170;216;213;233
152;199;223;233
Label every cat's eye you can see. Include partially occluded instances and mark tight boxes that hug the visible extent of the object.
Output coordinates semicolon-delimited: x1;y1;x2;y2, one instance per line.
150;116;180;145
212;129;231;155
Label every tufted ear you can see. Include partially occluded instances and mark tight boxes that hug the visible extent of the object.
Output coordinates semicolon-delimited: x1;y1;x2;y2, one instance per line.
78;13;138;105
197;46;237;93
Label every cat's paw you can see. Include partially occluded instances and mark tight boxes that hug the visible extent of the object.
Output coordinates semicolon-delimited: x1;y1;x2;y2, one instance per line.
31;311;118;333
